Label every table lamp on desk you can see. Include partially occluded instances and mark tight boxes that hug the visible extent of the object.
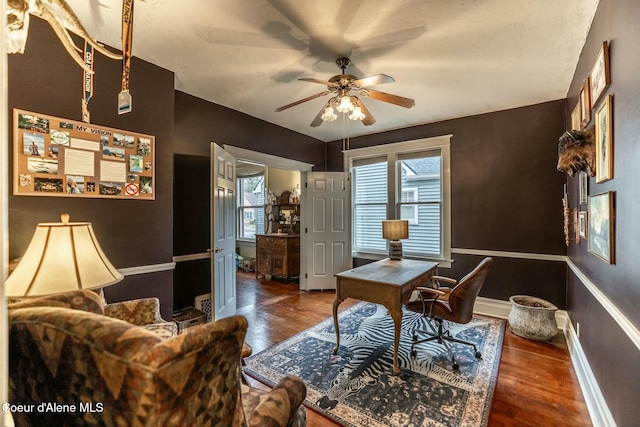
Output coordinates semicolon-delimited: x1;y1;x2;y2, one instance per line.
382;220;409;260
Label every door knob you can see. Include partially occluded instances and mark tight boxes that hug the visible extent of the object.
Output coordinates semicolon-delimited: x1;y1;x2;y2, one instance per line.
213;247;223;253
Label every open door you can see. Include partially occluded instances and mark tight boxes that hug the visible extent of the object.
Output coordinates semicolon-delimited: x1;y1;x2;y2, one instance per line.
211;143;236;319
300;172;352;290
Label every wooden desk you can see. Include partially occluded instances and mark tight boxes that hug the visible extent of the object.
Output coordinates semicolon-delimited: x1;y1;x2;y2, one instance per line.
333;258;438;375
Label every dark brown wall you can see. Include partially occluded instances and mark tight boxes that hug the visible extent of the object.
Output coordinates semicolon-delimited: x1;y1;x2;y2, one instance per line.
8;18;175;318
565;0;640;425
172;92;326;308
330;100;568;306
174;91;325;162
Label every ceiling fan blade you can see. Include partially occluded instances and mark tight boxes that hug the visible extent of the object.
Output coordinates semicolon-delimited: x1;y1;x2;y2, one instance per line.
353;74;395;87
310;101;330;127
353;97;376;126
365;89;415;108
275;91;330;112
299;77;336;86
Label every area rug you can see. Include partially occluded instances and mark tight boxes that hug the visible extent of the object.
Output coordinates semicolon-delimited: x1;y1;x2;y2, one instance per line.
244;302;505;427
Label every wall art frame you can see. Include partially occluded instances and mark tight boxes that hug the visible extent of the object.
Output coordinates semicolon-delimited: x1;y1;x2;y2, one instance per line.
578;211;587;239
579;171;588;205
595;95;613;183
579;78;591;128
13;109;155;200
588;191;614;264
590;41;611;108
571;101;582;130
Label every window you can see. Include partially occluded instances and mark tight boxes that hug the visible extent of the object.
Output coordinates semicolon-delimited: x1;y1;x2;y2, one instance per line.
237;174;265;239
349;136;451;264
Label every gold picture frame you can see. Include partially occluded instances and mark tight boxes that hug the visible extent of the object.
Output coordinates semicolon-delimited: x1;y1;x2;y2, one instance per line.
571;101;582;130
588;191;614;264
595;95;613;183
579;78;591;128
590;41;611;108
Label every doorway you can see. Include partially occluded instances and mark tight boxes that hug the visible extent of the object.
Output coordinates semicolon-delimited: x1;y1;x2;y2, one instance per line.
172;148;313;319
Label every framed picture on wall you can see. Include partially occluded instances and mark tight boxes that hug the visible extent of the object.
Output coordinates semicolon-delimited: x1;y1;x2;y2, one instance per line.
571;102;582;130
595;95;613;182
588;191;614;264
590;41;611;108
580;78;591;128
579;211;587;239
579;171;588;205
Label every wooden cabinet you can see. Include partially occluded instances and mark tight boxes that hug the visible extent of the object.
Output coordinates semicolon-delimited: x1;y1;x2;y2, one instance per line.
256;234;300;282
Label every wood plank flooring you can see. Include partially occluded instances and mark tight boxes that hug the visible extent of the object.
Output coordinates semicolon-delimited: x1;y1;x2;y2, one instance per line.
236;272;592;426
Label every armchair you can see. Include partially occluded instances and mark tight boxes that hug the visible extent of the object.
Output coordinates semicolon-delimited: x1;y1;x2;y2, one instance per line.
103;296;178;338
8;290;307;426
405;257;493;370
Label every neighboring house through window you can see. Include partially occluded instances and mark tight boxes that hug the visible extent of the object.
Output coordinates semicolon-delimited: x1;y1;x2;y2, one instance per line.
237;174;265;239
348;135;452;266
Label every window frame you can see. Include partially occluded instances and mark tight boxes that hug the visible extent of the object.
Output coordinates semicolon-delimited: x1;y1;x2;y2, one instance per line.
236;173;265;241
346;135;452;267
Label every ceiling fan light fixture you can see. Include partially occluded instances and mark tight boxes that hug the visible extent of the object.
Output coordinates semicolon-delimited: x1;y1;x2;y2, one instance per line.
349;106;365;121
336;95;354;113
321;106;338;122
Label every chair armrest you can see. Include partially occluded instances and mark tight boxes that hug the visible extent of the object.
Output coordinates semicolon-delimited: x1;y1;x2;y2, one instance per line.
416;287;446;296
248;375;307;427
431;275;457;288
104;297;166;326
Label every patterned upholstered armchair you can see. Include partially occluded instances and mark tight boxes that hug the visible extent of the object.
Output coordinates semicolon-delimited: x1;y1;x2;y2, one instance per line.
103;296;178;338
8;290;307;426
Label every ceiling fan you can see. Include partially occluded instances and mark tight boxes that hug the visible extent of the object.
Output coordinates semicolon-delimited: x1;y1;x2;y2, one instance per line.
275;57;415;127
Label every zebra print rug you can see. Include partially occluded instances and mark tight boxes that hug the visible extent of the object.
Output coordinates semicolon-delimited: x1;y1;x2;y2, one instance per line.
244;302;505;427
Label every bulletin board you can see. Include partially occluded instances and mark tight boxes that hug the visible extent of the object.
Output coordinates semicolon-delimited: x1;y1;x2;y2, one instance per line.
13;109;155;200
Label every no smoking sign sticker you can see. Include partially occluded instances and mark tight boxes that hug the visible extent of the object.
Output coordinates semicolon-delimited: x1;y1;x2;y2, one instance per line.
125;183;139;196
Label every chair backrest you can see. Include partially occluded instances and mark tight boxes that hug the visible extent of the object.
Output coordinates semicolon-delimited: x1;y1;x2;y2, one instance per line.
447;257;493;324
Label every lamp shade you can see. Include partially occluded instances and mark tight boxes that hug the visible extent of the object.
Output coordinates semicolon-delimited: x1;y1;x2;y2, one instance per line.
382;220;409;240
6;217;123;297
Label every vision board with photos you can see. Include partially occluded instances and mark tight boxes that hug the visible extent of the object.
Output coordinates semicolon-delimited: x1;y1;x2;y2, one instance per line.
13;109;155;200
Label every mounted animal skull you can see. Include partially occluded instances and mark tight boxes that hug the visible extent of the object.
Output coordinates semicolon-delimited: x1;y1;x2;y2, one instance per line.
557;127;596;177
6;0;122;72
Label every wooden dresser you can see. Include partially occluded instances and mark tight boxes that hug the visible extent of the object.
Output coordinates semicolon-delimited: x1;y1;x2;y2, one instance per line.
256;234;300;282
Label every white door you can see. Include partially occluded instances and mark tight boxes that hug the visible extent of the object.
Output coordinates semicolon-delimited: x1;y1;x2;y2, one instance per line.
211;143;236;320
300;172;351;290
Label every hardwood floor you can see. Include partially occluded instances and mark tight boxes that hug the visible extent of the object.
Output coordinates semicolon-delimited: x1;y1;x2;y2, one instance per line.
236;272;592;426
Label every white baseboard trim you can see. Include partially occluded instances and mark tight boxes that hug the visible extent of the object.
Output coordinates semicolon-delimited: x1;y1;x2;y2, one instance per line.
118;262;176;276
564;321;617;427
474;296;613;427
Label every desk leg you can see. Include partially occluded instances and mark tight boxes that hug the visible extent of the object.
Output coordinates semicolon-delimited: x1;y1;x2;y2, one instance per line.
332;297;344;355
388;307;403;375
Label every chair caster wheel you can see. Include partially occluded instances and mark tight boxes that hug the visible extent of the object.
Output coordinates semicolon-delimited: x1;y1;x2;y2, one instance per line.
475;351;482;359
452;362;460;371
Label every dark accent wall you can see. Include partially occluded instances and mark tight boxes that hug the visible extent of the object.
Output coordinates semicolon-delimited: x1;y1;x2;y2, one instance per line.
8;18;175;318
330;100;568;307
564;0;640;425
172;92;325;308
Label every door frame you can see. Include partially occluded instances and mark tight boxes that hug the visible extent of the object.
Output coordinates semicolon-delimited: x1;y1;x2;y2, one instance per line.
223;146;313;282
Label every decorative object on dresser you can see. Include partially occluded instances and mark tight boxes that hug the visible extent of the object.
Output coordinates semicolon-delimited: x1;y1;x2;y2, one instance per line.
256;234;300;283
265;190;300;234
382;219;409;260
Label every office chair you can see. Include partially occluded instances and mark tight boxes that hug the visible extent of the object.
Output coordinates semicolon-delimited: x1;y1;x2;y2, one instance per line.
406;257;493;370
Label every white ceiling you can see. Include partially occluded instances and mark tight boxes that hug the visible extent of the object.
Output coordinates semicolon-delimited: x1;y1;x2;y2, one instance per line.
64;0;599;142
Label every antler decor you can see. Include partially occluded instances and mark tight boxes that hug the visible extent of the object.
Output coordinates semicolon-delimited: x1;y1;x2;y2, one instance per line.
6;0;122;72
